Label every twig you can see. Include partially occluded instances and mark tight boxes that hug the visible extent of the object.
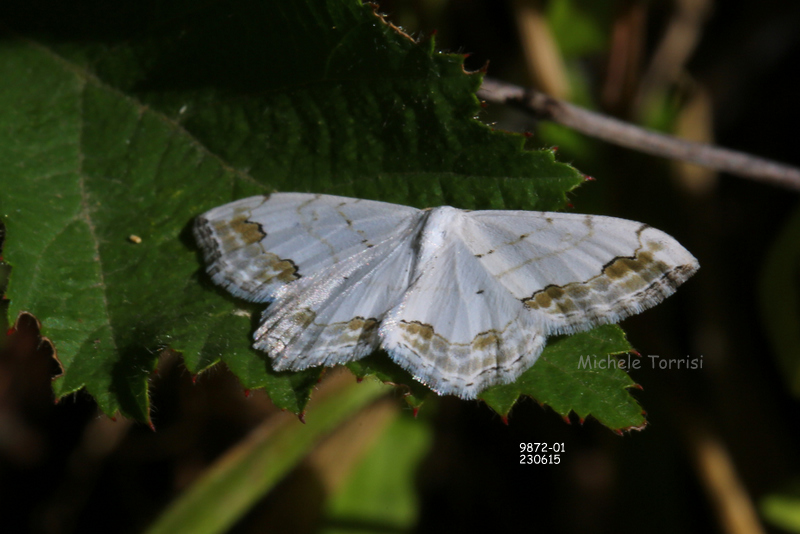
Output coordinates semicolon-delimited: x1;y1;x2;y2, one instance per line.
478;77;800;192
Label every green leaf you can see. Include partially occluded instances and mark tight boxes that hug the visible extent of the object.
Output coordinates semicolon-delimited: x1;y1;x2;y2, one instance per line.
0;0;649;428
145;377;389;534
321;412;433;533
0;36;320;420
547;0;612;59
761;480;800;533
347;353;432;410
480;325;646;431
0;222;9;342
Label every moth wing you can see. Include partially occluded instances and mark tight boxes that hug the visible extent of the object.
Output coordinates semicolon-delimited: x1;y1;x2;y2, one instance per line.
381;228;546;399
194;193;419;303
462;210;699;336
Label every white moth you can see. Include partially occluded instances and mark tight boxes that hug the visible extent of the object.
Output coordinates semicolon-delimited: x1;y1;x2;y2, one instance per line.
194;193;698;399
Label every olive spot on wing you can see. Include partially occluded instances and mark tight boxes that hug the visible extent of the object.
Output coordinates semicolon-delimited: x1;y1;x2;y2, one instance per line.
567;284;592;299
291;308;317;329
348;316;378;331
603;251;655;279
209;209;301;283
555;297;578;314
524;285;565;310
217;214;266;245
472;331;500;351
525;291;551;310
395;320;441;355
546;285;565;299
399;320;436;340
477;289;484;294
272;257;301;282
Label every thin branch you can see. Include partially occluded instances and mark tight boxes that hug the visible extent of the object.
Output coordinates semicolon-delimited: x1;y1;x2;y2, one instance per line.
478;77;800;192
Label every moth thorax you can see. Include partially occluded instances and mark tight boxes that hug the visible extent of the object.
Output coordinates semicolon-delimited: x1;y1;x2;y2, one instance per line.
415;206;461;268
